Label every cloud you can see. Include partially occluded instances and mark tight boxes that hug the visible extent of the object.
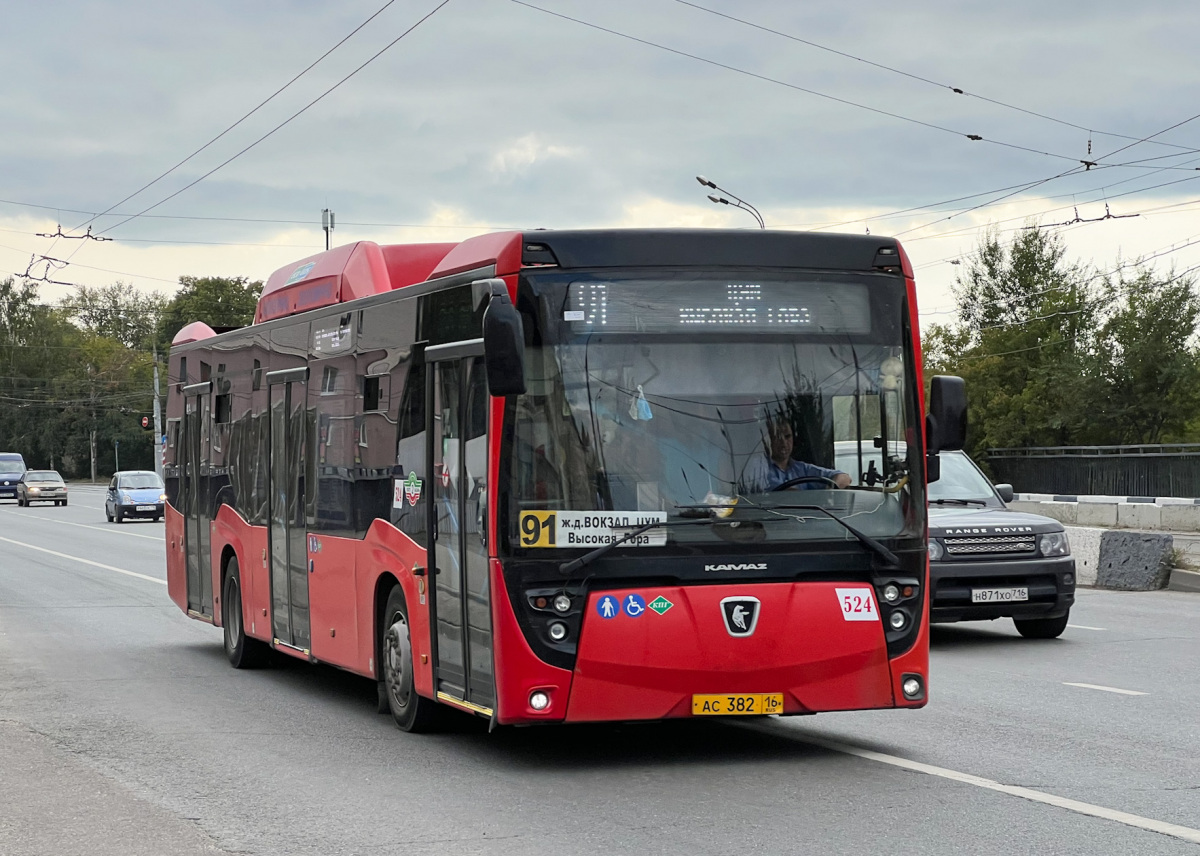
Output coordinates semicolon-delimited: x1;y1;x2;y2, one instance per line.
488;134;580;176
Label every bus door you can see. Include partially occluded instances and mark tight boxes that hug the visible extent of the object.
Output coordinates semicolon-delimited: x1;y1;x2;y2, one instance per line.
425;341;494;713
180;382;213;619
266;368;311;654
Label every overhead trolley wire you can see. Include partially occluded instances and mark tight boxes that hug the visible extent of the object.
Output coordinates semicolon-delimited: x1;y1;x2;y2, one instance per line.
95;0;451;239
670;0;1200;155
68;0;404;238
509;0;1091;167
892;109;1200;240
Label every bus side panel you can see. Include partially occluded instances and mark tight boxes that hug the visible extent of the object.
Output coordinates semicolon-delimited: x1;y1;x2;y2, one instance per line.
565;582;894;723
888;568;929;708
165;504;187;614
359;520;434;692
210;505;268;641
490;559;574;724
306;533;360;670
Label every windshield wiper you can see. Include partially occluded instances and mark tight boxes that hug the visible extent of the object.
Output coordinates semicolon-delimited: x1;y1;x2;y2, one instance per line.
762;504;900;568
930;498;988;506
558;513;785;575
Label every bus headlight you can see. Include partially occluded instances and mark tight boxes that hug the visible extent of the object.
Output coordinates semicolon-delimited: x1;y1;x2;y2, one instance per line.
889;611;907;630
1039;532;1070;557
882;584;900;603
547;621;568;642
928;540;944;561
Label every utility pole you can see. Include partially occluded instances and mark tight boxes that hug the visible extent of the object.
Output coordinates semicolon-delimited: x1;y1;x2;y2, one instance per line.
153;347;163;479
114;440;120;473
88;364;97;483
322;209;335;251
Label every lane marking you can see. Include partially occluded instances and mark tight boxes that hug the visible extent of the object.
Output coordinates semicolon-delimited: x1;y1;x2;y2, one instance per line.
0;536;166;586
800;734;1200;845
1063;682;1148;696
0;508;163;542
1067;624;1106;631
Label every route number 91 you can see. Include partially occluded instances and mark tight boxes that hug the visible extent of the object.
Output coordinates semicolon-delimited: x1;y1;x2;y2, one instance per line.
519;511;557;547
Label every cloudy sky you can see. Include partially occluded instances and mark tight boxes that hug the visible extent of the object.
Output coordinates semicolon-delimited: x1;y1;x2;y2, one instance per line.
3;0;1199;325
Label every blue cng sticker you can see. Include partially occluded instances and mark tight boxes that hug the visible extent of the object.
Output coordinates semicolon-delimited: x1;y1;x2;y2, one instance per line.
623;593;646;618
597;595;620;619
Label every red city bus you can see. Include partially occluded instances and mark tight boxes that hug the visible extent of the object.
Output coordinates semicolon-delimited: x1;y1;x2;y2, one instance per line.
164;229;966;731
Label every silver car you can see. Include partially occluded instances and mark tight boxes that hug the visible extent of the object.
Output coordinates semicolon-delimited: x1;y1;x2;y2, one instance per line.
17;470;68;507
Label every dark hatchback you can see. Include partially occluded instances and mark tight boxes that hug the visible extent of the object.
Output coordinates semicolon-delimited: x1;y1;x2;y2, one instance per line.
0;452;26;500
927;451;1074;638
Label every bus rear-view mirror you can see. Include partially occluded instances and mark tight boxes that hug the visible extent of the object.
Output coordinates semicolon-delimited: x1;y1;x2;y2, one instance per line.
480;280;526;397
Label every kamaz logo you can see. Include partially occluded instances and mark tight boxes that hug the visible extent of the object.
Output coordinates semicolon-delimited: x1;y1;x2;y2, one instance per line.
943;526;1033;535
704;563;768;572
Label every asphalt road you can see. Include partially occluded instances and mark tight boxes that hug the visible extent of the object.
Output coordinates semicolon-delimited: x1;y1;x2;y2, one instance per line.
1;486;1197;855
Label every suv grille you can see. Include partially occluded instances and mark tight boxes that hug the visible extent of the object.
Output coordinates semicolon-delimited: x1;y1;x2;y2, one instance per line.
943;535;1036;557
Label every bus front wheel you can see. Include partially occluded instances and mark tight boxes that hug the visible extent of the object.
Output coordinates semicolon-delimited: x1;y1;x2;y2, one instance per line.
223;556;270;668
382;586;440;733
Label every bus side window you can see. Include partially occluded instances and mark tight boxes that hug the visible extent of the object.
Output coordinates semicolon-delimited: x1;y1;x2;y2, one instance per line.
392;362;427;545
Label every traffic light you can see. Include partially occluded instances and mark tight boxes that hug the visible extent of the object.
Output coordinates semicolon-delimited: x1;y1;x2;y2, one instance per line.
141;416;152;431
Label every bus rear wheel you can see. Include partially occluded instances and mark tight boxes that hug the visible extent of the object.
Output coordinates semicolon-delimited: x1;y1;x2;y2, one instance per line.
382;586;440;733
223;556;270;668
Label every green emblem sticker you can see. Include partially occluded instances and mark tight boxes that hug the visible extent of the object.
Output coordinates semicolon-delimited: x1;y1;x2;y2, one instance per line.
403;472;423;506
648;596;674;615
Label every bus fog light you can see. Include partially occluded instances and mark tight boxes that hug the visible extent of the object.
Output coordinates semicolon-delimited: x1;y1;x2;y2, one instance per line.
902;677;922;698
547;621;568;642
553;594;572;613
529;691;550;711
889;611;906;630
882;584;900;603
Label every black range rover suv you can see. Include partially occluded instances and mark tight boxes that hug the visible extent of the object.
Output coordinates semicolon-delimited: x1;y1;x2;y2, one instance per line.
926;450;1075;639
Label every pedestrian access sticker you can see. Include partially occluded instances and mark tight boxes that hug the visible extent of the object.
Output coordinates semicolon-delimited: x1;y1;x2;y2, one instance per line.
648;596;674;615
597;595;621;619
835;587;879;621
519;510;667;548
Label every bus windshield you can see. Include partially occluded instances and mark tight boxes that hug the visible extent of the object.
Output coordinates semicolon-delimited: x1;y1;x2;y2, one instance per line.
505;270;924;549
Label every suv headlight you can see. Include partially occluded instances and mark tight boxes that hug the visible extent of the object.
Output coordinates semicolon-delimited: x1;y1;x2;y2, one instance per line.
928;540;944;561
1039;531;1070;557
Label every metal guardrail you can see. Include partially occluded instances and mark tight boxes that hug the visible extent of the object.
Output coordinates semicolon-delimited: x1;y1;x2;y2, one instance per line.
987;445;1200;498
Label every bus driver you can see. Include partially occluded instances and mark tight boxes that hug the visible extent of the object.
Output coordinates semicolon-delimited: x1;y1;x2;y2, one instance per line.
742;415;851;492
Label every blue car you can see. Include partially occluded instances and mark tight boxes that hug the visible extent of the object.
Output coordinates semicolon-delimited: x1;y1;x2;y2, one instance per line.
105;470;166;523
0;452;26;501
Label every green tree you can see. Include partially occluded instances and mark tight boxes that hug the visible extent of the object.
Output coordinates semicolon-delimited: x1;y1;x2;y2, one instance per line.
61;283;167;351
156;275;262;352
930;226;1102;458
0;277;159;478
1092;266;1200;444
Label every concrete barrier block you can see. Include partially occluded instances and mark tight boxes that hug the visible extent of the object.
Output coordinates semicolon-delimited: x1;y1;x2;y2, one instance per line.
1064;526;1104;587
1116;503;1162;530
1008;501;1078;525
1161;504;1200;532
1076;502;1118;528
1096;531;1173;591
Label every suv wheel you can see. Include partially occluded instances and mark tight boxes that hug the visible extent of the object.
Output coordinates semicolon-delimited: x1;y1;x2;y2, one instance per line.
1014;611;1069;639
